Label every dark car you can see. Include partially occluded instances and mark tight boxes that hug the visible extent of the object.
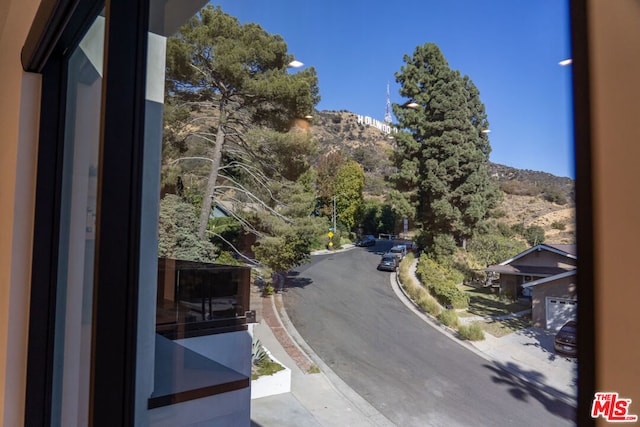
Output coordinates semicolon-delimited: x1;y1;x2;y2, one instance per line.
356;235;376;247
377;253;399;271
554;320;577;357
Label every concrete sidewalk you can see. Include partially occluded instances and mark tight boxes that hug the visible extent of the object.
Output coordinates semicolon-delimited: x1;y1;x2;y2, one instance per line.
250;250;577;426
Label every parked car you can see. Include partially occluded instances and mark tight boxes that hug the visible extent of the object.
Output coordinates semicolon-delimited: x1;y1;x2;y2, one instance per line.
356;235;376;247
554;320;577;357
377;253;399;271
388;245;407;260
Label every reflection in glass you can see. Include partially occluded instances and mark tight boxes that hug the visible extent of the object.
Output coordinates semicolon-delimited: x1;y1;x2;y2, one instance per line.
52;15;104;426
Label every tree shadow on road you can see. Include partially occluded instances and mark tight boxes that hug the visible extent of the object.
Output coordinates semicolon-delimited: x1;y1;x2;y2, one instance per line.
516;327;579;364
283;271;313;290
484;361;576;422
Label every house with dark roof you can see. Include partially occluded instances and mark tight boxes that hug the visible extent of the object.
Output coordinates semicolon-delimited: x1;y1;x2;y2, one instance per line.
486;244;577;330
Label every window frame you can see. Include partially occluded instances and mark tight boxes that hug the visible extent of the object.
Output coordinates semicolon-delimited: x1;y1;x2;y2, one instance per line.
23;0;150;425
21;0;596;426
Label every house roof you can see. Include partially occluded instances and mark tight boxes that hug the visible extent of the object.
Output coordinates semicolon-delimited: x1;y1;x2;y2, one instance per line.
522;270;577;288
544;244;577;256
485;264;573;277
497;243;577;266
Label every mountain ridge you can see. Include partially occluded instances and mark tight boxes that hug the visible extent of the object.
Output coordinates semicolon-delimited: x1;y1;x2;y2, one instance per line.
310;109;575;244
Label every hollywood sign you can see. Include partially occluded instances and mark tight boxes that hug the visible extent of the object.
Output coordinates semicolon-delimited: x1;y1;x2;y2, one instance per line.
356;115;398;135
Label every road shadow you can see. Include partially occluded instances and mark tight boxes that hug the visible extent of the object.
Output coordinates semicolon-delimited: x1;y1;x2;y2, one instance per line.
484;360;576;422
516;327;578;363
283;271;313;290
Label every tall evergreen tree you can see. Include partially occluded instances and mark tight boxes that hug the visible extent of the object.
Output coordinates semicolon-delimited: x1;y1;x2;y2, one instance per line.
165;5;320;238
392;43;500;247
333;160;365;231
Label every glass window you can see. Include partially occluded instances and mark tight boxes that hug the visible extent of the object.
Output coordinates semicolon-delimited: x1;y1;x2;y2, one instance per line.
51;14;104;426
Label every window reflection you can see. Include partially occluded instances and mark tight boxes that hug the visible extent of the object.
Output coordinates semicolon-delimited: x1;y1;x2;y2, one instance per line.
52;15;104;426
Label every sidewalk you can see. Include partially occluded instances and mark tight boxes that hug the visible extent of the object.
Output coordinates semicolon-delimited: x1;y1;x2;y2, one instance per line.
250;250;577;426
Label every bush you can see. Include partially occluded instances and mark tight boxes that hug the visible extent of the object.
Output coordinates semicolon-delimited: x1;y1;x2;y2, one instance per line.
551;221;566;230
499;180;540;196
262;284;274;296
418;296;442;317
437;310;459;328
524;225;545;246
252;339;267;365
428;283;470;309
490;209;507;219
458;323;485;341
416;255;469;309
511;223;525;235
542;187;568;205
496;222;515;237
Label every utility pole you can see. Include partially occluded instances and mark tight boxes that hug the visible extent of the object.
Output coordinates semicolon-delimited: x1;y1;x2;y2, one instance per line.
384;81;392;124
333;195;337;232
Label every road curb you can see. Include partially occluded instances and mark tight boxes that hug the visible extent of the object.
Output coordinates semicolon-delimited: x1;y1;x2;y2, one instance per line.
273;292;396;426
391;263;578;408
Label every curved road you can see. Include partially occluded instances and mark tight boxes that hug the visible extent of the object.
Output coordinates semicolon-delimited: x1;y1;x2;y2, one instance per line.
283;242;576;426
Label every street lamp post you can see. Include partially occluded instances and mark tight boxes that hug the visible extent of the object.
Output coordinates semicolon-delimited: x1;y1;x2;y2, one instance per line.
333;193;347;231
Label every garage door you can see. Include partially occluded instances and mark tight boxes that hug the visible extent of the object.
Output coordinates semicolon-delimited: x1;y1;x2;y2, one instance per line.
546;297;577;331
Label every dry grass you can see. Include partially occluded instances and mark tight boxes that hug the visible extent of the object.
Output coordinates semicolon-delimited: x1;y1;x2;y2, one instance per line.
498;194;575;244
399;255;442;317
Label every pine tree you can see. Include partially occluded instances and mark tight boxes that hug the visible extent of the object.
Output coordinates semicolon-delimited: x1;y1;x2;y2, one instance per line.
165;5;320;239
392;43;500;247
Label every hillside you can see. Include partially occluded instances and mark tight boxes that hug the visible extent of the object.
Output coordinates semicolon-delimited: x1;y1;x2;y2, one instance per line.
310;110;576;244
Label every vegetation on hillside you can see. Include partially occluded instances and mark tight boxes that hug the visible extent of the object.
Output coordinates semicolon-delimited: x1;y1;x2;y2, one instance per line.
164;5;320;239
158;6;574;279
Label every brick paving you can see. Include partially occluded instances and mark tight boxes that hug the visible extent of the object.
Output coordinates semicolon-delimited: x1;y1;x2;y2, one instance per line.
252;286;314;373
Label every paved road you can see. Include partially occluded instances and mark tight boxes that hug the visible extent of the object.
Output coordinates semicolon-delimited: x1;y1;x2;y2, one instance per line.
283;242;576;427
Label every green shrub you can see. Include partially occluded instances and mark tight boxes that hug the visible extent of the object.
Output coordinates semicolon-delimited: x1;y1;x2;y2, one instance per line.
437;310;459;328
262;284;274;296
511;223;525;235
496;222;514;237
542;187;568;205
551;221;566;230
252;357;285;380
416;255;469;309
499;180;540;196
524;225;545;246
458;323;485;341
490;209;507;219
252;339;267;365
418;296;442;316
428;282;470;309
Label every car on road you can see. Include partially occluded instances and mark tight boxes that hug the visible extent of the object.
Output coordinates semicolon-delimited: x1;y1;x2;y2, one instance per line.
377;253;399;271
356;235;376;247
554;320;577;357
388;245;407;260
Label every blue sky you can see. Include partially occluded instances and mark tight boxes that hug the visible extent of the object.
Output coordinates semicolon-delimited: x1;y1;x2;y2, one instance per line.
214;1;574;178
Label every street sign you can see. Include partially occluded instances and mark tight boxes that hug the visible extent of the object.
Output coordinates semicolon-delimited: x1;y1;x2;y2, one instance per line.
328;231;334;238
328;241;333;247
